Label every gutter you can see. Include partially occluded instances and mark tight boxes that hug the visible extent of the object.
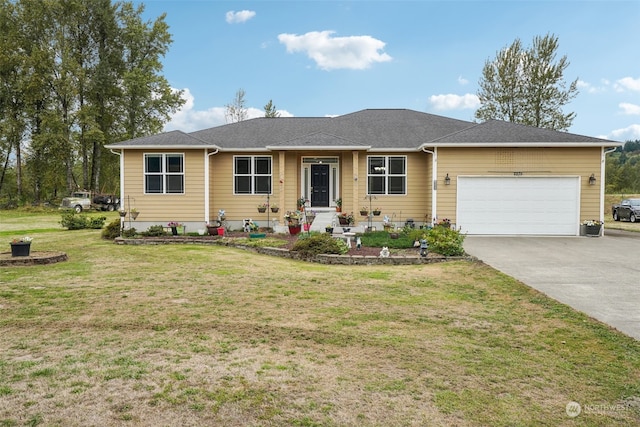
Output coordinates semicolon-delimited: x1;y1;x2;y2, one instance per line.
204;148;220;223
421;147;437;225
600;146;618;224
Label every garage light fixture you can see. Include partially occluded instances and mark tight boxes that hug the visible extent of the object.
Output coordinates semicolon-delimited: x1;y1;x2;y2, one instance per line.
444;173;451;185
589;174;596;185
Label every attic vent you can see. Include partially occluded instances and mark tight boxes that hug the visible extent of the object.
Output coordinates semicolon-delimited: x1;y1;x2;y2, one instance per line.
495;148;544;171
495;149;514;166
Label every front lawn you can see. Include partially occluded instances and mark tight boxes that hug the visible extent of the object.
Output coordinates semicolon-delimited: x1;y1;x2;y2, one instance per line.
0;210;639;425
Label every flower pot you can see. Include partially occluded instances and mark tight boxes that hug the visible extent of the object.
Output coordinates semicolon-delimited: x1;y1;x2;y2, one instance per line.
338;218;349;226
171;226;178;236
130;211;139;220
586;224;601;237
257;207;266;213
217;227;225;237
306;215;316;224
207;226;218;236
325;227;334;234
360;211;368;216
372;210;381;216
336;206;342;213
288;225;301;235
10;242;31;257
271;207;279;213
303;223;310;231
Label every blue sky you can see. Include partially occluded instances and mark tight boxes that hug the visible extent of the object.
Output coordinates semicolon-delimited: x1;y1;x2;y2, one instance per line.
136;0;640;142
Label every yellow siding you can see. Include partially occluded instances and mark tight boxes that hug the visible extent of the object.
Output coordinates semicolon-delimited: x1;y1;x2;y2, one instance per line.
436;147;602;223
209;152;282;223
122;149;205;222
354;152;432;225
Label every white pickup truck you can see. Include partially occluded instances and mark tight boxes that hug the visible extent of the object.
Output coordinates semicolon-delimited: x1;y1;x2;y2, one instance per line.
61;191;120;213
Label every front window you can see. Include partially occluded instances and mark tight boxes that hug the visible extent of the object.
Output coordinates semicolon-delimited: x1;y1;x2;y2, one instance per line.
144;153;184;194
234;156;272;194
367;156;406;195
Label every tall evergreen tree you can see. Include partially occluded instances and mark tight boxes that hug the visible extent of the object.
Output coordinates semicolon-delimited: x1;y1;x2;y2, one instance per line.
264;99;280;118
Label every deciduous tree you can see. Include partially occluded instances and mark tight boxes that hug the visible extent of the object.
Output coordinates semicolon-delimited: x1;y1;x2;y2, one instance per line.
475;33;578;131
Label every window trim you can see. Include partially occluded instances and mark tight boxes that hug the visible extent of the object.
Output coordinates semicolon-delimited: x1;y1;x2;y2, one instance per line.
233;155;273;195
367;155;407;195
143;153;185;195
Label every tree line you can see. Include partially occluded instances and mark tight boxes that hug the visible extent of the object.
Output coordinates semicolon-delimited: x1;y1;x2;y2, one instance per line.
0;0;183;206
606;140;640;193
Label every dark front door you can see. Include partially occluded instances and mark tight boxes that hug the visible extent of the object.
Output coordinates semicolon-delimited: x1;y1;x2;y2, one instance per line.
311;164;329;207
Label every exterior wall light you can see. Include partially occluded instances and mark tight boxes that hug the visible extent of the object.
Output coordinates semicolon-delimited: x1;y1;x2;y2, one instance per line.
444;173;451;185
589;174;596;185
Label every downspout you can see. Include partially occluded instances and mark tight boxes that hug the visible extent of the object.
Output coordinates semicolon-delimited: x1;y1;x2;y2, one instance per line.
110;149;123;210
601;146;617;225
421;146;437;225
204;148;220;223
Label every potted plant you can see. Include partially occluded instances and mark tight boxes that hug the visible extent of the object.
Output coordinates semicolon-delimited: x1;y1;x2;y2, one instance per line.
583;219;602;237
270;204;279;213
10;236;32;257
305;210;316;224
257;203;267;213
130;208;139;220
360;207;369;216
284;210;302;235
372;208;381;216
167;221;182;236
337;212;354;226
437;218;451;229
325;226;334;234
335;198;342;212
297;196;307;211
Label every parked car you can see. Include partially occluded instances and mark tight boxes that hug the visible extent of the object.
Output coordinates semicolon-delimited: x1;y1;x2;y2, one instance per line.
612;198;640;222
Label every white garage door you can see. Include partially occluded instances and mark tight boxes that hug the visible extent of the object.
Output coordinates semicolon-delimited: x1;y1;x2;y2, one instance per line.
457;176;580;235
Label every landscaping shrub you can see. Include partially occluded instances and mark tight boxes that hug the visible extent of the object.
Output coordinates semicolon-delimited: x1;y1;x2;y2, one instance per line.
141;225;168;237
291;233;348;256
102;219;122;240
121;228;137;238
60;211;106;230
358;230;415;249
426;226;465;256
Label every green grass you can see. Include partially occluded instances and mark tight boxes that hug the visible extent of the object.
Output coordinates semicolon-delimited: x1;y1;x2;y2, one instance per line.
0;208;639;426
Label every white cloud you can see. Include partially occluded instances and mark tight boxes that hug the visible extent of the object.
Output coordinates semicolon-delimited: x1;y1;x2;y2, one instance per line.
620;103;640;115
611;124;640;141
577;79;608;94
225;10;256;24
164;88;293;132
615;76;640;92
457;76;469;85
429;93;480;110
277;30;392;70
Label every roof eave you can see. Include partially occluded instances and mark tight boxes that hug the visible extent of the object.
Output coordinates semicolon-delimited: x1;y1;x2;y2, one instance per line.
265;145;372;151
423;141;623;148
105;144;221;150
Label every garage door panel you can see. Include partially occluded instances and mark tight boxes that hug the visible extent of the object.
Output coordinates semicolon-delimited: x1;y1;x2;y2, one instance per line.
457;177;579;235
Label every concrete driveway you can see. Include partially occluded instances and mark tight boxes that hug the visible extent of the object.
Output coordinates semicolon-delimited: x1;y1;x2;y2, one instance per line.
463;229;640;340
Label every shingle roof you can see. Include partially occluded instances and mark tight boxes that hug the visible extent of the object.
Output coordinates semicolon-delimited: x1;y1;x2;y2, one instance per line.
430;119;615;145
106;109;621;149
106;130;210;148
